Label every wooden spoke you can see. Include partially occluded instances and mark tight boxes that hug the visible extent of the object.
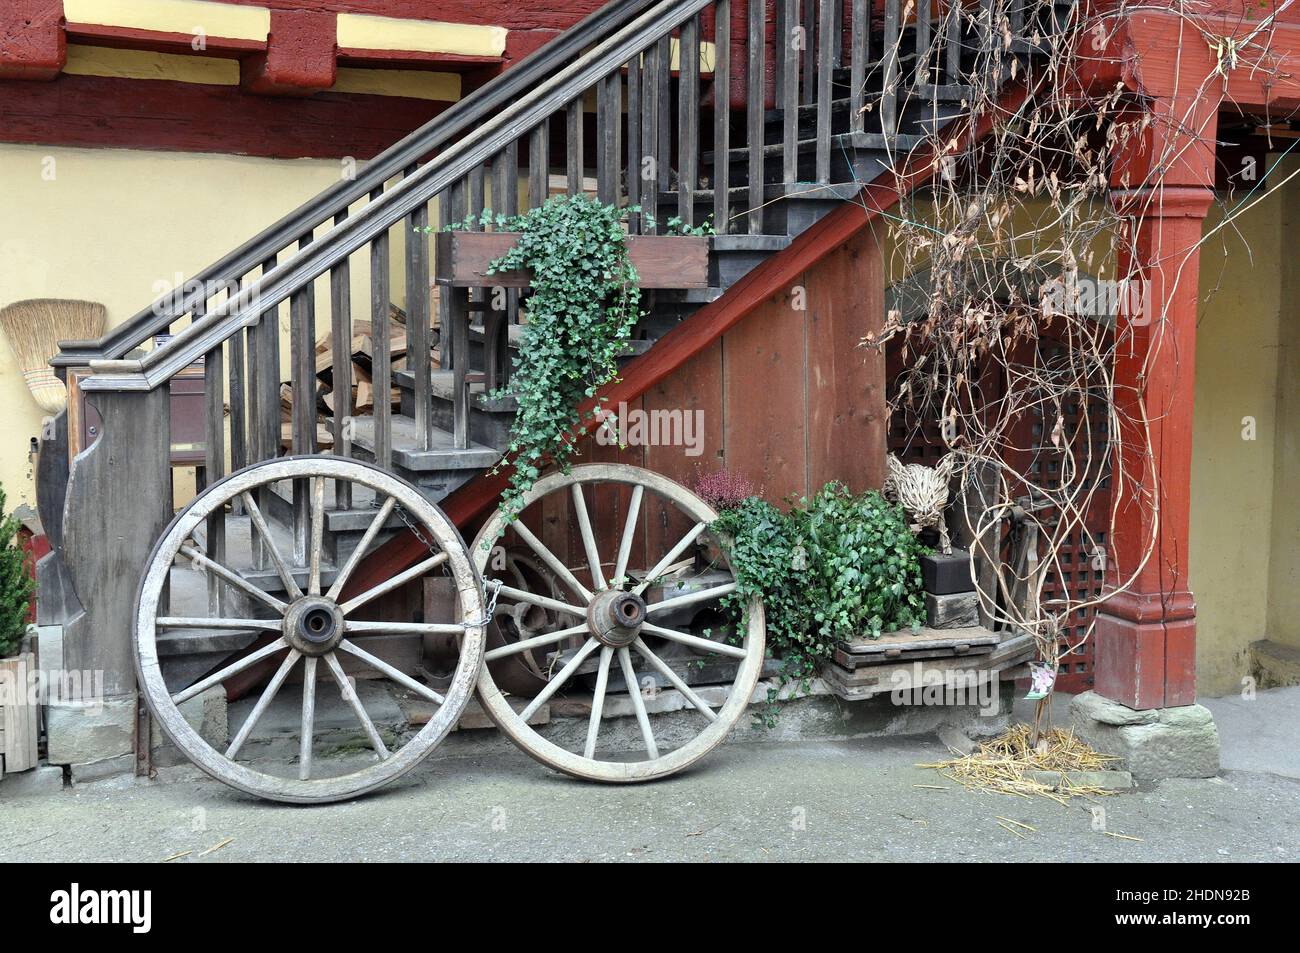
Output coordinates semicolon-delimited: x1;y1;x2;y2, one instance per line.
618;646;659;759
632;522;707;595
520;637;600;722
338;639;446;705
240;490;303;600
157;617;281;631
646;582;738;616
181;544;288;614
584;645;614;759
509;519;593;603
632;638;718;722
571;483;607;590
340;551;447;615
344;621;466;636
299;656;317;780
641;621;749;659
326;497;396;600
497;584;587;620
325;652;390;759
612;484;644;588
172;637;290;705
483;623;588;662
308;476;325;596
226;649;302;759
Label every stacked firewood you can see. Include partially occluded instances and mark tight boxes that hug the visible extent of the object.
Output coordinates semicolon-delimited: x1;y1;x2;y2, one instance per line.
278;300;439;449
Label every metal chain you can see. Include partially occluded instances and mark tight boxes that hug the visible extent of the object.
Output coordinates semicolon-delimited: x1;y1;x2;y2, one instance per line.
389;499;502;627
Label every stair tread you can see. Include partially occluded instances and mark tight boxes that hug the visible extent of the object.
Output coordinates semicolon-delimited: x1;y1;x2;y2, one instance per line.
350;414;502;471
704;131;927;168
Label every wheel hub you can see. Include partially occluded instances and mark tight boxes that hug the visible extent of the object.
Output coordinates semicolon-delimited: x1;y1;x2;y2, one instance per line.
283;597;346;656
586;589;646;647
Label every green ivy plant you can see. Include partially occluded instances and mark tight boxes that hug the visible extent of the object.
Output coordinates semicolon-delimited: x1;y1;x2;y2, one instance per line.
713;482;928;724
0;486;33;658
482;195;643;519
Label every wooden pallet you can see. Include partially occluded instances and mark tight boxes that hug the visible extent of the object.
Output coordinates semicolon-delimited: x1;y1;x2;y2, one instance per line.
820;631;1035;702
832;626;1000;670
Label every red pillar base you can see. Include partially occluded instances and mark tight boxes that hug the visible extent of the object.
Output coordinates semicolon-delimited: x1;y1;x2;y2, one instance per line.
1093;602;1197;710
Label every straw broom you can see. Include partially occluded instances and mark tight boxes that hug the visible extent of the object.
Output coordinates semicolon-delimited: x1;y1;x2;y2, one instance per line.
0;299;106;415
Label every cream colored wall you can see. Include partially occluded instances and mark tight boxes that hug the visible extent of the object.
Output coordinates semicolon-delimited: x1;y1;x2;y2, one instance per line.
0;143;426;515
1266;176;1300;652
1189;179;1288;696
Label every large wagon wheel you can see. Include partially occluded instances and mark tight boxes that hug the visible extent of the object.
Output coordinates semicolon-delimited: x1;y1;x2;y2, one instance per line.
472;464;765;782
136;456;485;804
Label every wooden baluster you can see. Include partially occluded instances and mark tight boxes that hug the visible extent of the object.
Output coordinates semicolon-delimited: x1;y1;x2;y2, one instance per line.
406;166;432;452
946;1;962;84
642;42;661;233
746;0;765;233
656;34;671;194
450;286;470;449
227;282;246;487
290;232;316;564
850;0;867;134
251;253;280;570
1010;0;1024;35
566;99;584;195
487;151;514;393
203;334;226;612
713;0;731;234
437;182;465;372
501;144;520;393
678;15;700;225
882;0;900;136
801;0;815;105
774;0;786;105
369;189;392;471
597;73;620;204
782;0;800;184
529;120;548;211
627;56;642;233
816;0;834;183
917;0;933;88
330;209;353;510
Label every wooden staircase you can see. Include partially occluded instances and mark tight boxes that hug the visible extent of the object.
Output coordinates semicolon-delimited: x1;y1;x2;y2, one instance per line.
40;0;1074;691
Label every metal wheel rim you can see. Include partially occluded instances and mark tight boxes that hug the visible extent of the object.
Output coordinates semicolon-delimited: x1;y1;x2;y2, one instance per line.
472;464;765;783
135;455;486;804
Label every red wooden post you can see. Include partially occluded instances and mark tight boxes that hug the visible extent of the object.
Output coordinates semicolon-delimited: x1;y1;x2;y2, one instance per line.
1093;93;1217;710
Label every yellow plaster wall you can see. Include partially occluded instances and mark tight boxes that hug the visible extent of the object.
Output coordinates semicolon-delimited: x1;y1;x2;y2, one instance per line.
1266;176;1300;652
0;143;425;515
1189;181;1287;695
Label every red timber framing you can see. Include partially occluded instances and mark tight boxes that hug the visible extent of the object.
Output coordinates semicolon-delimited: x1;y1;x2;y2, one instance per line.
1085;4;1300;708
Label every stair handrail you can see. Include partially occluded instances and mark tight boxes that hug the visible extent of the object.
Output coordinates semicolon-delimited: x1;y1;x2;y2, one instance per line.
51;0;665;371
80;0;714;393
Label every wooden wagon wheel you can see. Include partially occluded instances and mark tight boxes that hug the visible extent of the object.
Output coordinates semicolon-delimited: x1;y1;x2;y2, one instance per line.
135;456;485;804
472;464;765;782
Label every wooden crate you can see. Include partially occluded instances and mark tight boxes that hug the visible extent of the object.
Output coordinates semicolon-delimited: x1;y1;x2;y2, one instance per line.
0;651;38;776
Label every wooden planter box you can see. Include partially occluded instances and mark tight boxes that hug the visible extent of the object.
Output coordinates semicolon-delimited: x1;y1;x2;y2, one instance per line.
434;232;710;289
0;651;38;777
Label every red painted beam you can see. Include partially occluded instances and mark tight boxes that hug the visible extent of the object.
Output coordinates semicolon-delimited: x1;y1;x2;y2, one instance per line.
339;80;1033;601
241;9;337;97
0;0;65;80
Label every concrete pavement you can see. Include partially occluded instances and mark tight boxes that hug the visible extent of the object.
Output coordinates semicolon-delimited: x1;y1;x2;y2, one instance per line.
2;700;1297;862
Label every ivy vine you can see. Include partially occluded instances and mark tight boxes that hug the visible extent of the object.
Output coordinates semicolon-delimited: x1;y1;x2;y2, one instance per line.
439;195;713;521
